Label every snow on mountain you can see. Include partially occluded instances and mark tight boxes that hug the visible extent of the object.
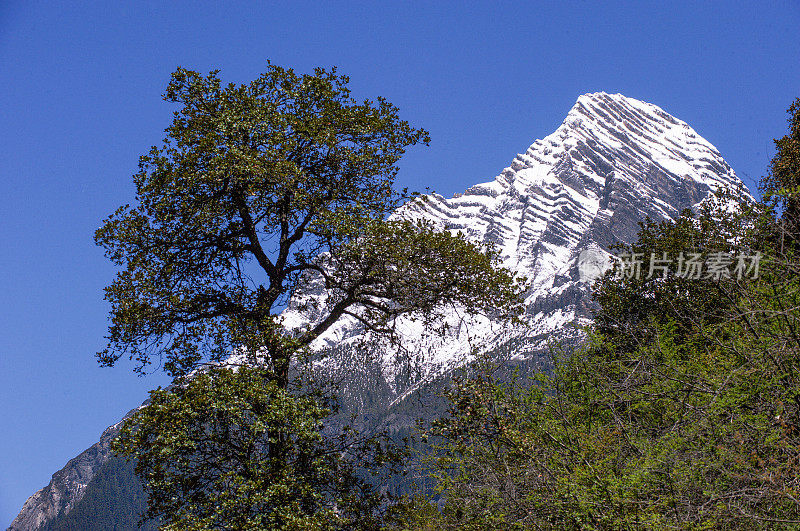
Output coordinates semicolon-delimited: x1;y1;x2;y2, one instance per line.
281;92;748;399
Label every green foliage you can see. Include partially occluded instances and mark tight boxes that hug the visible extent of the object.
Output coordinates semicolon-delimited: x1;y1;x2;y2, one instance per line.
760;97;800;247
115;366;398;530
95;62;421;376
95;62;520;379
593;207;737;352
411;214;800;528
100;62;522;529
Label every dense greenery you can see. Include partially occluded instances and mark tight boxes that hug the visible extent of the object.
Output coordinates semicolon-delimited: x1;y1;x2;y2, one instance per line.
115;366;400;530
396;99;800;529
101;63;521;529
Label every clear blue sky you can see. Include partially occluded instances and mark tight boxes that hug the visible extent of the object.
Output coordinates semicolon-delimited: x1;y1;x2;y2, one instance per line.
1;0;798;525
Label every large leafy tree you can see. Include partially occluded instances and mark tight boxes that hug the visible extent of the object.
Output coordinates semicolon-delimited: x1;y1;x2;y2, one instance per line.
97;63;519;379
100;63;522;529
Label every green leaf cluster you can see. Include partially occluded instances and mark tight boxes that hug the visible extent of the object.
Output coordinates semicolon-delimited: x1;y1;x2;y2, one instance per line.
115;366;399;530
95;62;520;380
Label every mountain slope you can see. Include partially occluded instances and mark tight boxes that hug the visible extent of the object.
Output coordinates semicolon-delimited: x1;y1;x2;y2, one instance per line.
9;422;125;531
9;92;749;530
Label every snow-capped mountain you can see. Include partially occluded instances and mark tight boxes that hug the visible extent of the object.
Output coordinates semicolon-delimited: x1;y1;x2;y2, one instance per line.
9;92;748;530
282;91;747;403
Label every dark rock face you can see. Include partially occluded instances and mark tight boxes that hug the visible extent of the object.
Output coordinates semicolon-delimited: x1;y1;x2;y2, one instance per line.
10;92;750;530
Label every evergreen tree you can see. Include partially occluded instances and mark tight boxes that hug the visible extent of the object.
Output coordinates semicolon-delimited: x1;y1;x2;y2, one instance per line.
761;98;800;249
43;457;158;531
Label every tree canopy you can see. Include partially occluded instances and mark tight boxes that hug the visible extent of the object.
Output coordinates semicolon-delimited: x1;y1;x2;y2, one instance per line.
102;63;522;529
761;97;800;248
96;63;521;379
116;366;400;530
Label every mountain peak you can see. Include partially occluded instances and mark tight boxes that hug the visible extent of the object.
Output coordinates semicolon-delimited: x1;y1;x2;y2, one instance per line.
509;91;743;194
294;92;750;390
567;92;691;135
572;91;678;119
